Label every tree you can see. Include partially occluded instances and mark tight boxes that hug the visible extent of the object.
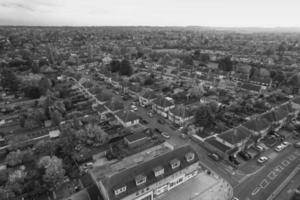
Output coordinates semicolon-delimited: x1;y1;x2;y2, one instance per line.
5;150;24;167
24;86;41;99
218;57;233;72
194;104;215;127
110;59;121;73
200;53;210;63
75;124;109;145
119;59;133;76
34;140;57;156
0;169;8;186
50;109;63;126
38;156;65;189
38;77;51;95
0;68;19;91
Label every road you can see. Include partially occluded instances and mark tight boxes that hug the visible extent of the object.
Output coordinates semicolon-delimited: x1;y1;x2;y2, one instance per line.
234;146;300;200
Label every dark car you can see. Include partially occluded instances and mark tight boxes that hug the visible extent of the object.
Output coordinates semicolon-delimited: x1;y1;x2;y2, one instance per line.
238;151;251;161
208;153;220;161
154;128;162;133
140;118;148;125
229;155;240;165
157;119;165;124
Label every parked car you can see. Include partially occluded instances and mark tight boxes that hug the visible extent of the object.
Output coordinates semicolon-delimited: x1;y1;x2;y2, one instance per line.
140;118;148;125
131;105;138;111
275;145;284;152
161;132;170;139
294;142;300;148
253;144;264;152
154;128;162;133
148;111;153;117
208;153;220;161
238;151;251;161
157;119;165;124
257;156;269;164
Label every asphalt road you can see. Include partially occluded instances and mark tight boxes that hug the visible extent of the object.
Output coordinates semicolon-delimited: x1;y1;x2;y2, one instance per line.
234;146;300;200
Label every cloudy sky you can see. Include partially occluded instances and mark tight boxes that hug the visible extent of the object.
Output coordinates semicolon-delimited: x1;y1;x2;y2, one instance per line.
0;0;300;27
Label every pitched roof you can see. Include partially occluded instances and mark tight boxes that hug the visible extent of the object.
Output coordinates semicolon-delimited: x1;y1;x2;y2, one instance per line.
99;145;198;200
205;137;231;152
153;97;174;108
141;90;157;100
242;117;270;132
125;132;148;143
115;110;139;123
169;105;194;118
292;96;300;105
240;83;261;92
218;126;252;145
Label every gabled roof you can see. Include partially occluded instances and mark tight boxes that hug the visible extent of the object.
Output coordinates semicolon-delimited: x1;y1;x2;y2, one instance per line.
115;110;139;123
125;132;148;143
98;145;198;200
242;117;270;132
141;90;157;100
153;97;174;108
240;83;261;92
218;126;252;145
169;105;194;118
292;96;300;105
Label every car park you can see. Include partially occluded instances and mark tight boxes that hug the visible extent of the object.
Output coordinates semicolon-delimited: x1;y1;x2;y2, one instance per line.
257;156;269;164
208;153;220;161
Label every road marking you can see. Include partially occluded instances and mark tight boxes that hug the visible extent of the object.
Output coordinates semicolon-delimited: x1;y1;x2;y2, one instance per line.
288;155;296;161
282;160;290;167
260;179;270;188
294;151;300;156
274;165;284;172
251;187;261;196
267;171;277;180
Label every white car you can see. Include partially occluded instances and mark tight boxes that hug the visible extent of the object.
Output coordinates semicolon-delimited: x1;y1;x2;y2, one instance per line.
161;132;170;139
275;145;284;152
257;156;269;164
131;105;138;111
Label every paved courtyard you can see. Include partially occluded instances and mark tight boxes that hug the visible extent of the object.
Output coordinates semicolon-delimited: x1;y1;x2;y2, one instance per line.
157;172;232;200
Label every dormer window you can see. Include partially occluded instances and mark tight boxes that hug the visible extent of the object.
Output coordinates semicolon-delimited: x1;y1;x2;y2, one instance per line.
135;174;146;186
114;186;127;196
185;152;195;162
153;166;164;177
170;159;180;169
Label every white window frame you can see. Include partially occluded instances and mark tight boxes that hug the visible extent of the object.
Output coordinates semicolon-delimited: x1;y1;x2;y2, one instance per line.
136;176;147;186
154;167;164;177
114;186;127;196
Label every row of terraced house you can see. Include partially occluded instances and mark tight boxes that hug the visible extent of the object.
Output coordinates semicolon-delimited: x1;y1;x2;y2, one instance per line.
197;97;300;158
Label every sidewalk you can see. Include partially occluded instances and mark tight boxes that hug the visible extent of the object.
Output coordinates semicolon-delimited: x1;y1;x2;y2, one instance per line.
157;172;233;200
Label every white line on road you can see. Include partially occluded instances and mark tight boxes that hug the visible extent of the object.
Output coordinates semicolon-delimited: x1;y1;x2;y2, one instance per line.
260;179;270;188
251;187;261;196
282;160;290;167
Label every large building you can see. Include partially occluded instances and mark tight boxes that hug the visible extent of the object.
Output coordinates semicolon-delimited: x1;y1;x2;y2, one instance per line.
89;145;200;200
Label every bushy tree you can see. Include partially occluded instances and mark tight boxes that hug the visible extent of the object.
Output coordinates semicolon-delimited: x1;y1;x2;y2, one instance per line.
38;156;65;189
218;56;233;72
0;68;19;91
119;59;132;76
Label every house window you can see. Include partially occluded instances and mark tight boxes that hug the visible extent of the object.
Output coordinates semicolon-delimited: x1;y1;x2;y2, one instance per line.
170;159;180;169
154;166;164;177
114;186;127;195
135;175;147;186
185;152;195;162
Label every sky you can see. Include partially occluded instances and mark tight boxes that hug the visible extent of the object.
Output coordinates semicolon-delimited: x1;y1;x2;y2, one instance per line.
0;0;300;27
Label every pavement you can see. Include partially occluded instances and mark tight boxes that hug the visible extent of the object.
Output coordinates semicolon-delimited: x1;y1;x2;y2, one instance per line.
275;170;300;200
157;172;232;200
233;147;300;200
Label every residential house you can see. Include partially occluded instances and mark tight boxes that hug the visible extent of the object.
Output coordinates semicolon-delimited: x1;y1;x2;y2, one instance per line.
216;126;253;153
139;90;158;107
115;110;140;127
124;132;149;148
89;145;200;200
242;117;271;141
152;97;175;118
168;105;194;126
239;83;265;94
